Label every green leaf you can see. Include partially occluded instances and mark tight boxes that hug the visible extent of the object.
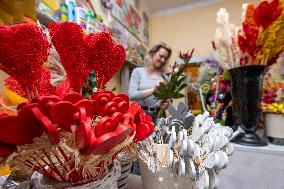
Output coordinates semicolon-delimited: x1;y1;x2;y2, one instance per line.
176;75;187;87
153;91;163;99
177;83;187;91
174;92;185;99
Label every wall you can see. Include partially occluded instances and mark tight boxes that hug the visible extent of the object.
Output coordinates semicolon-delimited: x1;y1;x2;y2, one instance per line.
149;0;258;60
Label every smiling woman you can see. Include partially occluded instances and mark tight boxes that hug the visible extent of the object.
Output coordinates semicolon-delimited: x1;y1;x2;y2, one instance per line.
128;43;172;124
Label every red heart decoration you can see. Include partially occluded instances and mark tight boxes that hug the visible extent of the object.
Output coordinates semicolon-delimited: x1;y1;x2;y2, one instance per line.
50;101;79;132
95;112;123;138
49;23;92;92
0;113;8;119
92;93;112;116
103;101;119;116
81;132;97;155
85;32;126;89
92;124;132;155
75;115;92;149
112;93;129;113
31;107;60;144
133;110;154;142
0;108;44;145
0;24;49;91
38;95;61;118
95;117;115;138
75;99;96;118
118;101;129;114
0;141;17;157
62;92;83;104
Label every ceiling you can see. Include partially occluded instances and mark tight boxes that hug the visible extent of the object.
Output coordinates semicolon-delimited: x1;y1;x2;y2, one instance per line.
144;0;222;16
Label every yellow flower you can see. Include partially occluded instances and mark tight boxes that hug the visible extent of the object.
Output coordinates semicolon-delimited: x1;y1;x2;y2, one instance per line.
256;1;284;65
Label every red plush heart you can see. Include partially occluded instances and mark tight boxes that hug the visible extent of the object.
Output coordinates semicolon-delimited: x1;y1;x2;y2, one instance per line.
50;101;79;132
0;24;49;91
0;108;44;145
92;124;132;155
85;32;126;89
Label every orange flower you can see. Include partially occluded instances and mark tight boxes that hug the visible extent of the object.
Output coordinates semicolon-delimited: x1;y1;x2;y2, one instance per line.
245;3;256;26
253;0;282;30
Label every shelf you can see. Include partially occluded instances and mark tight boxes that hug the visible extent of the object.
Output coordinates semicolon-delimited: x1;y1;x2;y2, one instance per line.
36;9;59;27
111;15;148;48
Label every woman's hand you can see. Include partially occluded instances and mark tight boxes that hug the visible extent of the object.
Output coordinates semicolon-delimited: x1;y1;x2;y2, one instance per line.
154;80;168;93
160;100;171;110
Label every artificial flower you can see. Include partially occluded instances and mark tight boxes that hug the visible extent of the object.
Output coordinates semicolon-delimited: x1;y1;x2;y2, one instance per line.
253;0;282;30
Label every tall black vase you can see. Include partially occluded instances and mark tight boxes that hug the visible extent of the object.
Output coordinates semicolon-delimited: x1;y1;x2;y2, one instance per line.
229;65;267;146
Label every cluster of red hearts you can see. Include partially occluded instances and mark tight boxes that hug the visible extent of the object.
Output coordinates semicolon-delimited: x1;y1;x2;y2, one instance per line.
0;22;154;184
0;90;154;183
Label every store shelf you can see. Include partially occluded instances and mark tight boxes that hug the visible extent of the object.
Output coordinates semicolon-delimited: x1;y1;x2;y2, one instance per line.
36;8;59;27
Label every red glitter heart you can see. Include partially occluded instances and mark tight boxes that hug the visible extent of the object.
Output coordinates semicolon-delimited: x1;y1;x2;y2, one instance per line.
85;32;126;89
49;22;92;92
0;24;50;93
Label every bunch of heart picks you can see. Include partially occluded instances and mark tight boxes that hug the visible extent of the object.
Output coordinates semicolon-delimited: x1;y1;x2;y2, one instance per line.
0;23;154;186
139;102;234;189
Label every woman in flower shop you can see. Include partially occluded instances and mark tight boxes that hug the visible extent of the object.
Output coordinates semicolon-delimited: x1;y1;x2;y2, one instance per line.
128;42;172;123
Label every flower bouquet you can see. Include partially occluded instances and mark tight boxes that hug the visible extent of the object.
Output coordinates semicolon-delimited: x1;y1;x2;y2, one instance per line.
153;49;194;118
0;22;154;187
214;0;284;146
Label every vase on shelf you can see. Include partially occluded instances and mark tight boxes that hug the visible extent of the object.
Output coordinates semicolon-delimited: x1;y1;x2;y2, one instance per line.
228;65;267;146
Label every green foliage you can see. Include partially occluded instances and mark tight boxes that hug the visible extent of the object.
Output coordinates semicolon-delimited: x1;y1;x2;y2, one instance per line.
153;64;188;101
82;70;97;97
